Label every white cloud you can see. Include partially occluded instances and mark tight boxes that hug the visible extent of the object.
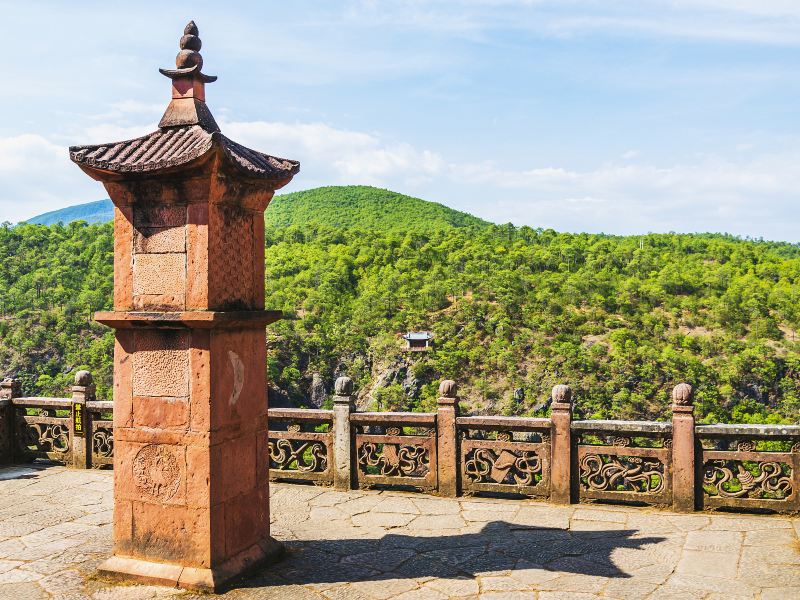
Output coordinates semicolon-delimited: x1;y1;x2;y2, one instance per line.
220;120;445;187
0;135;62;173
0;134;100;223
448;151;800;239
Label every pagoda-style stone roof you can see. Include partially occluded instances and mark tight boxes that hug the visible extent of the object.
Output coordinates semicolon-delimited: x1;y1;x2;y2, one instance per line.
69;21;299;184
69;125;299;181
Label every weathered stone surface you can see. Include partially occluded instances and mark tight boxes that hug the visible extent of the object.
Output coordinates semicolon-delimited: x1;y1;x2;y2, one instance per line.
762;587;800;600
405;514;466;531
675;549;740;578
351;512;415;528
371;497;420;515
422;576;478;596
349;578;419;599
572;508;628;523
0;582;48;599
684;529;742;552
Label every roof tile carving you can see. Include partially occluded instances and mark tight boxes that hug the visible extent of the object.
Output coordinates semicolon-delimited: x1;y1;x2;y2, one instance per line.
70;126;299;180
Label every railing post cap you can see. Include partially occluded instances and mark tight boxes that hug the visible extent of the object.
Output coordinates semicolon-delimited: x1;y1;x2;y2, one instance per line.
74;370;93;387
672;383;693;407
0;376;20;399
438;380;457;398
334;376;354;397
551;384;572;404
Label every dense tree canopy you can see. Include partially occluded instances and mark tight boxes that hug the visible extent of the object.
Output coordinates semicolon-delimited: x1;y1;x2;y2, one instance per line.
3;186;800;424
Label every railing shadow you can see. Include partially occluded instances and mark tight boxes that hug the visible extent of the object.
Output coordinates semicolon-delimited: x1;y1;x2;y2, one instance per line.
0;464;52;480
243;521;666;589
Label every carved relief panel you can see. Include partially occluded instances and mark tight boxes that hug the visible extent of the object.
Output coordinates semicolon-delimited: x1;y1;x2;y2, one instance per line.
132;205;188;310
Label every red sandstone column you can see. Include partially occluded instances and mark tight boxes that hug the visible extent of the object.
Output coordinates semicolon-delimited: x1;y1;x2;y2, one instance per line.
550;384;573;504
671;383;696;512
436;380;459;497
70;21;298;592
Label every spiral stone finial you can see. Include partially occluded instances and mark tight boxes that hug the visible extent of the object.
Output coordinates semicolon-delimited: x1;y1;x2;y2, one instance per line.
552;384;572;404
176;20;204;70
672;383;693;406
335;376;353;396
74;370;93;386
439;380;457;398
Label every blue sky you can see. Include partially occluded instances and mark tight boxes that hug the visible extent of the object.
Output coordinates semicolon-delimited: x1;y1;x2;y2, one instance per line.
1;1;800;241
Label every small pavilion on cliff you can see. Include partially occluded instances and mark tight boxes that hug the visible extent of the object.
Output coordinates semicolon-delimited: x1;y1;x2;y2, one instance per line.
69;21;298;591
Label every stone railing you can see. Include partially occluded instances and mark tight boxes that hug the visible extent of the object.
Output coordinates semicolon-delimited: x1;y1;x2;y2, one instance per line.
268;408;334;485
696;423;800;512
2;373;798;514
266;378;800;515
0;371;114;469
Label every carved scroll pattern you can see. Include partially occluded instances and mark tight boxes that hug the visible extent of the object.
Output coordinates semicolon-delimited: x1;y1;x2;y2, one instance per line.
580;454;665;494
354;422;438;491
703;459;792;500
269;438;328;473
457;421;551;497
576;430;672;504
267;418;334;485
92;428;114;458
463;448;543;487
699;436;799;509
357;442;429;478
15;409;71;460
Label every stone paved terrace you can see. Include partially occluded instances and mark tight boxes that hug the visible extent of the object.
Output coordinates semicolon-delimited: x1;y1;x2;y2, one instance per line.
1;465;799;600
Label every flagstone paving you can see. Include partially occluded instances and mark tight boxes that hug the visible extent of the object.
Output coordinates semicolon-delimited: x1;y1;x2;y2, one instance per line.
0;465;798;599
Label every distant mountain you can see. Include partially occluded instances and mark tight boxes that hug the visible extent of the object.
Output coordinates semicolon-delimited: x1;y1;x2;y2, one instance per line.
25;186;490;232
25;199;113;226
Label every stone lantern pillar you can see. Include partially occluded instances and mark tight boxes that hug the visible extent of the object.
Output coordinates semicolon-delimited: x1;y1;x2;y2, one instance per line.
69;21;299;591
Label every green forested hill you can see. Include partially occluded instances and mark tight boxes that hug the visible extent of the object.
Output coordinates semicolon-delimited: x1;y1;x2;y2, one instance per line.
264;186;489;232
4;186;800;424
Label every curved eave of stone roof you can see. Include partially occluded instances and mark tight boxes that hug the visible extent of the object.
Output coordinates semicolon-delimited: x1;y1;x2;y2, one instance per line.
68;126;213;174
217;133;299;181
69;125;299;182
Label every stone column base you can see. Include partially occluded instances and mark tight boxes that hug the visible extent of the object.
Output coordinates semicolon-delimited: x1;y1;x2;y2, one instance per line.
98;537;284;592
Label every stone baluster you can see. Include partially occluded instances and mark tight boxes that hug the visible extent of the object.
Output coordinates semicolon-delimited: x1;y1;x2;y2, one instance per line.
0;377;21;465
550;384;573;504
671;383;696;512
436;380;460;497
71;371;95;469
332;376;355;490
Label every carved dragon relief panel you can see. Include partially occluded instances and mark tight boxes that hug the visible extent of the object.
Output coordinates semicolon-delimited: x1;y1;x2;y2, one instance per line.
132;444;182;502
700;439;797;507
354;424;437;490
15;408;71;460
576;433;671;504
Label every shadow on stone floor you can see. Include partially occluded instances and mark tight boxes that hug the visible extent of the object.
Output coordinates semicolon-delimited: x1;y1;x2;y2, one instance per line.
237;521;666;590
0;466;46;480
